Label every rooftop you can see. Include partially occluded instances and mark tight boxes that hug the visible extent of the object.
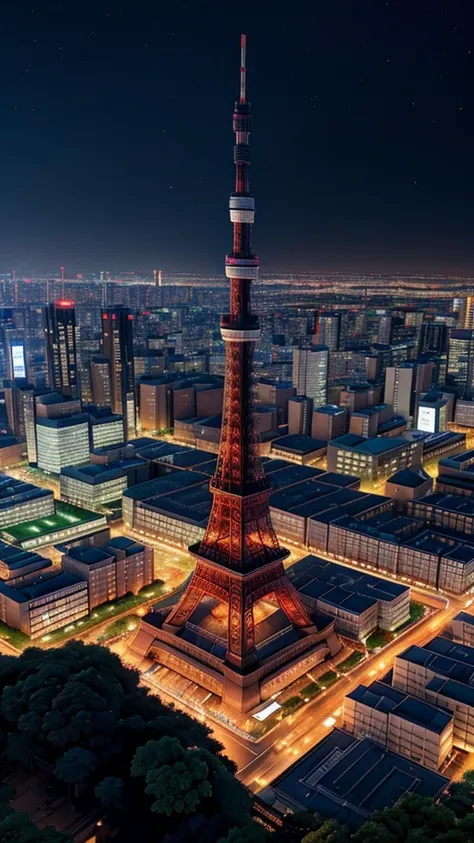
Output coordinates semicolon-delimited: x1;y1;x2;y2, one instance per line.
387;467;431;488
61;458;146;484
271;728;448;829
330;434;412;455
0;540;52;573
289;555;408;615
313;404;346;416
36;413;89;428
347;681;452;733
453;611;474;627
0;571;86;604
271;434;327;454
123;470;206;502
0;475;52;511
0;501;105;543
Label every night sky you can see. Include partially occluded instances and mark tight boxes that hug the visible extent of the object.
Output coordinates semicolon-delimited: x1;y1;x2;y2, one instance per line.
1;1;472;276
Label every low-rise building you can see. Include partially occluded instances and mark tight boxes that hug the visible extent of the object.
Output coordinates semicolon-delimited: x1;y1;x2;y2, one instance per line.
311;404;347;441
343;681;453;770
327;434;423;481
407;492;474;535
0;501;107;550
288;555;410;638
267;727;448;830
393;637;474;750
62;536;154;609
450;611;474;647
384;467;433;502
0;572;88;638
270;434;327;465
0;540;52;583
0;475;55;528
60;459;147;509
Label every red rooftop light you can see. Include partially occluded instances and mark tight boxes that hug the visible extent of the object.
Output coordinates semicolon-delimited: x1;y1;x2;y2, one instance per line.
56;300;74;307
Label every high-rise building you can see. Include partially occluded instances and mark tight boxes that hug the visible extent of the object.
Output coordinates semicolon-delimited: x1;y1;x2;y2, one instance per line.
132;36;340;713
420;322;448;355
447;329;474;397
44;301;80;398
416;391;448;433
288;395;313;435
36;414;90;474
292;345;328;407
101;306;136;439
384;361;433;421
313;311;341;350
4;330;28;380
90;356;112;408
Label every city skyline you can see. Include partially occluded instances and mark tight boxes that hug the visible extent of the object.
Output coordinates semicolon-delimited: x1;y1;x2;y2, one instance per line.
1;0;472;276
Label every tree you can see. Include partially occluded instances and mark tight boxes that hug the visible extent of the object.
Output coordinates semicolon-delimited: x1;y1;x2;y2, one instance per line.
218;823;267;843
132;737;212;816
95;776;125;811
302;819;350;843
352;820;396;843
54;746;98;802
0;810;72;842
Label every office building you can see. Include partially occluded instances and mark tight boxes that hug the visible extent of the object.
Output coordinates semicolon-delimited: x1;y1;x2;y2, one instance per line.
0;501;107;551
270;434;326;465
288;396;313;436
292;345;329;407
90;356;112;408
339;383;382;413
327;434;423;481
102;306;136;439
384;467;433;502
343;681;453;771
36;414;90;474
256;379;295;424
86;406;124;449
313;311;341;350
420;322;448;355
44;300;80;398
384;361;433;422
288;556;410;639
393;637;474;751
62;536;153;609
0;572;88;638
416;392;448;433
0;540;51;584
60;463;128;509
447;329;474;396
269;728;448;830
450;611;474;647
0;475;55;528
311;404;347;441
4;330;28;380
455;399;474;428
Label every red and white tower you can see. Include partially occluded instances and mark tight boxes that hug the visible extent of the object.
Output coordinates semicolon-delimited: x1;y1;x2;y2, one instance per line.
163;36;316;664
133;36;340;712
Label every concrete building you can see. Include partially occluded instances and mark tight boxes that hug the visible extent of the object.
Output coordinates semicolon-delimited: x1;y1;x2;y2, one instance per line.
447;329;474;397
60;463;128;509
450;611;474;647
0;436;26;470
327;434;423;481
270;434;326;465
393;637;474;751
288;556;410;639
384;361;434;422
417;392;448;433
268;727;448;830
455;399;474;428
0;572;88;638
343;681;453;770
407;491;474;535
384;467;433;502
339;384;382;413
90;356;112;408
86;407;124;449
313;312;341;350
292;345;329;407
36;414;90;474
0;476;55;528
62;536;154;609
0;501;107;551
288;396;313;436
311;404;347;441
0;540;52;583
256;379;295;424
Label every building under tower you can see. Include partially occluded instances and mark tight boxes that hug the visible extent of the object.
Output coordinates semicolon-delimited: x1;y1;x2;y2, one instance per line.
132;36;341;714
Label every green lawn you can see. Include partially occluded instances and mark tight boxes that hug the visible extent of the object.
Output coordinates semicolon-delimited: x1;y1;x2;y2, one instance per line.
409;601;425;622
97;614;141;642
366;629;393;650
317;670;338;688
300;682;322;699
338;651;365;673
0;621;30;651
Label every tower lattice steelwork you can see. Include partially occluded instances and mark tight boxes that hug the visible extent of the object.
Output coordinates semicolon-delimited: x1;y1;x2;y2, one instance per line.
163;35;316;669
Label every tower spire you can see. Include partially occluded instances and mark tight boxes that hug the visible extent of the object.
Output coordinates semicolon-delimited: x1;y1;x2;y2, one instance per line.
161;36;317;687
239;33;247;104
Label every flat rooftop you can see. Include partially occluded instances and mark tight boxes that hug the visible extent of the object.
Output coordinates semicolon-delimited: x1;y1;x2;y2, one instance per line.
347;681;452;733
387;467;430;488
0;475;52;510
0;571;86;603
0;540;52;573
0;501;105;543
453;611;474;627
289;555;408;612
271;728;448;829
61;458;146;484
330;434;411;455
426;675;474;708
397;637;474;686
414;492;474;516
271;434;327;454
123;470;206;502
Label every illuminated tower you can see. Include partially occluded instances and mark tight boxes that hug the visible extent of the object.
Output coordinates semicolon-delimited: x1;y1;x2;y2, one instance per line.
45;301;79;398
132;36;343;713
